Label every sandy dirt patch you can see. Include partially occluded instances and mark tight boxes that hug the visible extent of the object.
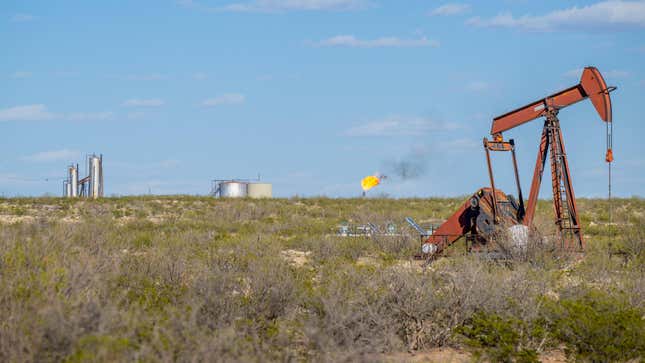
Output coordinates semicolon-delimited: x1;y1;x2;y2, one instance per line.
378;347;471;363
280;249;312;267
0;215;35;224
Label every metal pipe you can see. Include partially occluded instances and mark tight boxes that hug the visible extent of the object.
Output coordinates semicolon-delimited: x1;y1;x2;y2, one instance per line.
99;154;104;197
524;122;550;227
87;154;92;197
90;155;101;199
70;164;78;197
483;138;498;223
509;140;525;220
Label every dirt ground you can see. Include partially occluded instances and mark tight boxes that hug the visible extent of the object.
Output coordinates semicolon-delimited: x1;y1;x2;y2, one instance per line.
379;347;567;362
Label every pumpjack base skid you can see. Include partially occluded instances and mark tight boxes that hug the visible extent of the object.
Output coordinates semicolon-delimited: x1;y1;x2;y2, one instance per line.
420;187;524;258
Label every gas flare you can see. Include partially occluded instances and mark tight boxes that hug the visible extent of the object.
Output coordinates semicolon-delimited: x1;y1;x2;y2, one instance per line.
361;175;382;192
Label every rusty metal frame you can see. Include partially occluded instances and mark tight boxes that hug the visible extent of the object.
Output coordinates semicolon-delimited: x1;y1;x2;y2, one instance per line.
483;137;525;224
420;67;614;258
522;108;584;250
490;67;614;251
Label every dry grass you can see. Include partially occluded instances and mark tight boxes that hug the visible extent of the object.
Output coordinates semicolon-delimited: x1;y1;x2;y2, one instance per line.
0;196;643;362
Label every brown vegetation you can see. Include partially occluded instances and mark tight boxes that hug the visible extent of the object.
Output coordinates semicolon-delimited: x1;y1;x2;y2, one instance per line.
0;196;643;362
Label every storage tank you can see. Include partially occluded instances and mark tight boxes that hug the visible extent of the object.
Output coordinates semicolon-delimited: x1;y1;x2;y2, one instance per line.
89;155;103;199
218;181;248;198
247;183;272;199
69;164;78;197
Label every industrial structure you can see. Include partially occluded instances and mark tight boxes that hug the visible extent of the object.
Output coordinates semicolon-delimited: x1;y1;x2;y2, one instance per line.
63;154;104;198
421;66;615;257
211;178;272;198
337;221;400;237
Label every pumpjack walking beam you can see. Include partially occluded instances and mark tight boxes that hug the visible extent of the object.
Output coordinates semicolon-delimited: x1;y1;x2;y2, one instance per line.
490;66;615;250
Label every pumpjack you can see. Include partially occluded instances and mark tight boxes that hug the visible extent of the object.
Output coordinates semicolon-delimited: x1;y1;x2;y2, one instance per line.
421;67;615;257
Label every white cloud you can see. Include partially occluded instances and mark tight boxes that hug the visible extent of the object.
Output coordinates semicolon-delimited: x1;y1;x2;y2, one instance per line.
222;0;370;12
316;35;440;48
10;71;32;79
202;93;246;106
10;14;36;22
467;0;645;31
0;104;113;122
344;116;459;136
123;98;165;107
465;81;490;92
0;104;54;122
430;3;471;16
22;149;81;162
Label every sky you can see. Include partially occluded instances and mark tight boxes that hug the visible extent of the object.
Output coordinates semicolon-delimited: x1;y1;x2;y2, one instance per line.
1;0;644;198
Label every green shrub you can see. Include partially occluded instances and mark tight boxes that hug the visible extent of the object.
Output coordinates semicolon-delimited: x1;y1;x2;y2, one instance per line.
544;290;645;362
65;335;134;363
132;232;153;248
456;312;541;363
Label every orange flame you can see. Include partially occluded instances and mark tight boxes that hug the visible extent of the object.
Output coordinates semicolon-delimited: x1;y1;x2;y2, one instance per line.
361;175;381;192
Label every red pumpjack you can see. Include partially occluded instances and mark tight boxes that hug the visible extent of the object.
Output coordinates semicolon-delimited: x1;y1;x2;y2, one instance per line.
421;67;615;257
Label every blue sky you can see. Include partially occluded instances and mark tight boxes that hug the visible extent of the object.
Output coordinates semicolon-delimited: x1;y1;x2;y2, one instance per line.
1;0;644;197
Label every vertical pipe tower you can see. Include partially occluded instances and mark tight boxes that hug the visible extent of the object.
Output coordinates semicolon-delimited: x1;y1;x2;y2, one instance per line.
89;154;103;198
68;164;78;197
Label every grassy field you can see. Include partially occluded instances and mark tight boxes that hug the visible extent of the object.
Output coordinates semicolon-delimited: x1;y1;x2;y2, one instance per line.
0;196;643;362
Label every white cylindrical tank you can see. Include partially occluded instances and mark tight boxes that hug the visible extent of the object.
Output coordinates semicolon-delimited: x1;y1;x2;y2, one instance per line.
247;183;272;198
218;181;248;198
90;155;102;199
69;165;78;197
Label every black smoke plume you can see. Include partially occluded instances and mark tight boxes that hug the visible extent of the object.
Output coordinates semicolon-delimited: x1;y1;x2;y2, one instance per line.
382;151;428;180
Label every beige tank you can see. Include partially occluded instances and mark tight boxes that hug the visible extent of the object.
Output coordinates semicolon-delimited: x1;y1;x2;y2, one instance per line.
247;183;272;198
